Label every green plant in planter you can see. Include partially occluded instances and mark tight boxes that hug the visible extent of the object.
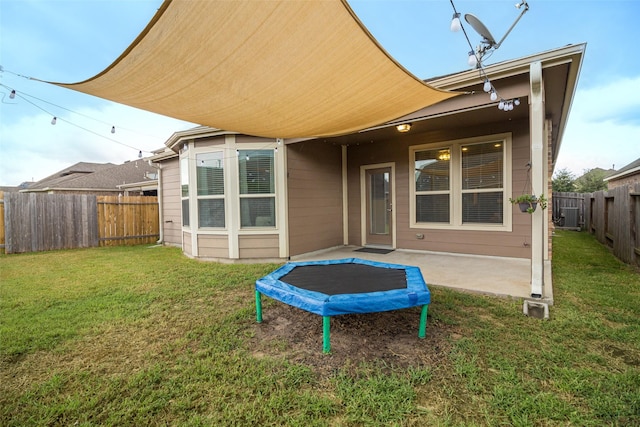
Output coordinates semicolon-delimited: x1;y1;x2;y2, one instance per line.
509;194;548;213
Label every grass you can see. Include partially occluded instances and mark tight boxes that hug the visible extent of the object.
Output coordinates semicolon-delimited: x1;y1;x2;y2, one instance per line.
1;232;639;426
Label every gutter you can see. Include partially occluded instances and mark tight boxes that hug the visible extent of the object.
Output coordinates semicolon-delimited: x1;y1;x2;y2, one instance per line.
604;165;640;182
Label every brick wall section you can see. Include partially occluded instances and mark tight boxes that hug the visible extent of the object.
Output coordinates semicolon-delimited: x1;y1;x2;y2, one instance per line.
607;174;640;190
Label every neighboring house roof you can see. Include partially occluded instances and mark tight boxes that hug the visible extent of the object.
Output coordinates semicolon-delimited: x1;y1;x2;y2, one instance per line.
24;160;157;192
604;158;640;182
27;162;116;190
0;182;33;192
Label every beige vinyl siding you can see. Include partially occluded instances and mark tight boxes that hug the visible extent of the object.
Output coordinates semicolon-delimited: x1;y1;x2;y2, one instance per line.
287;141;343;256
193;136;226;150
347;119;532;259
183;231;192;256
238;234;279;258
160;158;182;245
197;235;229;258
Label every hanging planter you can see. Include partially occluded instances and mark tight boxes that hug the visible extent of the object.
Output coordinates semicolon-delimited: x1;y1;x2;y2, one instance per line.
509;194;547;214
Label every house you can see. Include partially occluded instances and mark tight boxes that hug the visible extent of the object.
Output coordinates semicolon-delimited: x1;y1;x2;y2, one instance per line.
604;158;640;190
22;160;158;196
150;43;585;300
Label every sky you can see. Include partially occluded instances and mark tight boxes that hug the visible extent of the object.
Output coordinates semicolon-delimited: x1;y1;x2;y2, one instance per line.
1;0;639;186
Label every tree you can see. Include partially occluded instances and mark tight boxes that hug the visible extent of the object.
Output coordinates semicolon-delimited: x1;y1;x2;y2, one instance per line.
575;168;608;193
552;168;576;192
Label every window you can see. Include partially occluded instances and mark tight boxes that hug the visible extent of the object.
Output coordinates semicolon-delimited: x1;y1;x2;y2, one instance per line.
411;134;510;230
196;152;225;228
461;142;503;224
238;150;275;227
180;156;189;227
415;148;450;223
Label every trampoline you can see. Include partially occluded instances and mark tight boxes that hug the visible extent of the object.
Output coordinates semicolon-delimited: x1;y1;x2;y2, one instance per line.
255;258;430;353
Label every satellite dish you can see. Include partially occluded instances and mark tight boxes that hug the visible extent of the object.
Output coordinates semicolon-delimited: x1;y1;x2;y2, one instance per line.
464;14;497;47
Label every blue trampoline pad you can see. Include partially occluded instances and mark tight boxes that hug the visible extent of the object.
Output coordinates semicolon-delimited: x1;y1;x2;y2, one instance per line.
255;258;430;352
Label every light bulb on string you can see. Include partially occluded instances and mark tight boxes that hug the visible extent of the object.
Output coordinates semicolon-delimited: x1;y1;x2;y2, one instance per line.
51;116;57;125
9;90;16;99
514;98;520;106
111;126;116;134
450;13;461;32
483;79;492;93
498;100;505;110
490;90;498;101
138;150;142;159
467;51;478;67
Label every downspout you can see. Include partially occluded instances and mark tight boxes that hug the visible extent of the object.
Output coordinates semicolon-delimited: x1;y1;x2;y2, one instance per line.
529;60;545;298
148;160;164;244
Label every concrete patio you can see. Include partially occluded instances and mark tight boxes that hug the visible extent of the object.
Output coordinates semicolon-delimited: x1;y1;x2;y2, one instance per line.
292;246;554;305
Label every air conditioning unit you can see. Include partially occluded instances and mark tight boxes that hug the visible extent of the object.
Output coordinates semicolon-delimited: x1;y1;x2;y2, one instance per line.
560;207;579;228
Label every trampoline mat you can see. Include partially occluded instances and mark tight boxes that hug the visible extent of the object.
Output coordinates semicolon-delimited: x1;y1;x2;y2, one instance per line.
279;263;407;295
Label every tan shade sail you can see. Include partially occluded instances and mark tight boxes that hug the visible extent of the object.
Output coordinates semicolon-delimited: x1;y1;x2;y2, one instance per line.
52;0;458;138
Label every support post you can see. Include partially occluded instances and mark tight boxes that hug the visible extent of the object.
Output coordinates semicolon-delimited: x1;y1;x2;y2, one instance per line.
529;60;545;298
418;305;428;338
322;316;331;353
255;291;262;323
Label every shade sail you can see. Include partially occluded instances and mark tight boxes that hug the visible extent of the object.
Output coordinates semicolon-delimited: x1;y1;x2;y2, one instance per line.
52;0;457;138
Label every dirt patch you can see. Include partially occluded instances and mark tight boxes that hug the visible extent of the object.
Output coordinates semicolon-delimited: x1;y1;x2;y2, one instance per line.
250;302;454;376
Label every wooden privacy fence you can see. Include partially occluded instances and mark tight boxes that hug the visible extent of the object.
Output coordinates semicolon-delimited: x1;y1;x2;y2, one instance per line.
97;196;159;246
584;183;640;266
0;192;159;254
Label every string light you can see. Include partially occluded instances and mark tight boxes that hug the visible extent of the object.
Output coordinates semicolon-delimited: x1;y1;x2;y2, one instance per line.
483;79;492;93
449;1;527;112
0;81;151;158
450;13;462;32
1;69;282;162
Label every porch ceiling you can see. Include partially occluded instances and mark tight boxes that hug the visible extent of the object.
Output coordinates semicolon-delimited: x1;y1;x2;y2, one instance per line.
46;0;457;139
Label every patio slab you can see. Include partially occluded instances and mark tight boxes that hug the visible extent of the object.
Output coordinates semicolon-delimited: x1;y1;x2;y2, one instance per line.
291;246;553;305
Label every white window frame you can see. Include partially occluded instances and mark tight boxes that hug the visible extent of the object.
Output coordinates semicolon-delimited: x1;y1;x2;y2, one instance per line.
195;150;226;230
236;148;279;231
409;133;512;232
180;154;190;229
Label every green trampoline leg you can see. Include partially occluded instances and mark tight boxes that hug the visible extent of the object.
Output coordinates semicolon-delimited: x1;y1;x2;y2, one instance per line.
323;316;331;353
255;291;263;323
418;305;428;338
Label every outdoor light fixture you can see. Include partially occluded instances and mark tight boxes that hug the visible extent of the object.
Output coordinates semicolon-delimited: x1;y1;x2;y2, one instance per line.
111;126;116;134
438;150;451;161
9;89;15;99
138;150;143;159
483;79;492;93
396;123;412;133
51;116;57;125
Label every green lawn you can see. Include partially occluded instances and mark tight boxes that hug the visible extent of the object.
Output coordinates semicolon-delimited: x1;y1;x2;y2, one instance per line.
1;231;638;426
